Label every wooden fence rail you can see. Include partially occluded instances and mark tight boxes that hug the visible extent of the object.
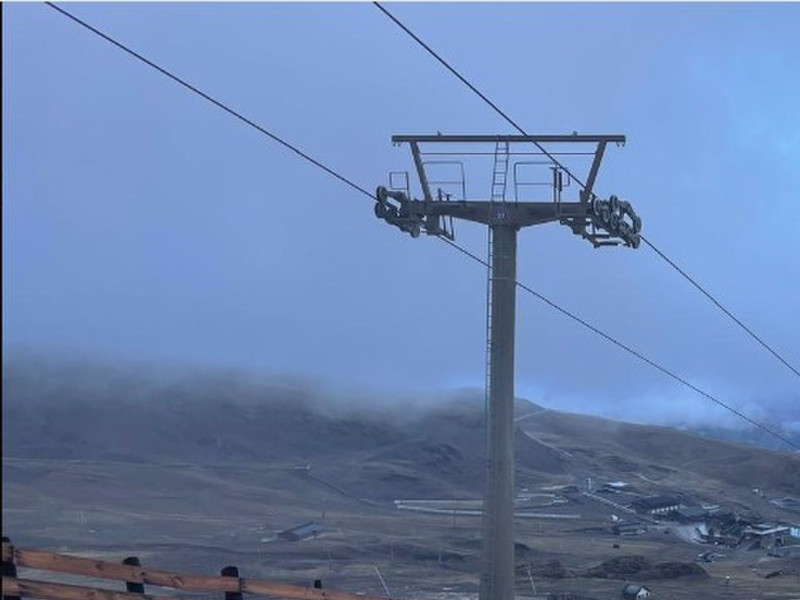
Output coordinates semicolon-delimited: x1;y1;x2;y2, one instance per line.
1;538;394;600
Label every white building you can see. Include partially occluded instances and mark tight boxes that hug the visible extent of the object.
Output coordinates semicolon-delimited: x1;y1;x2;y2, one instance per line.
622;583;651;599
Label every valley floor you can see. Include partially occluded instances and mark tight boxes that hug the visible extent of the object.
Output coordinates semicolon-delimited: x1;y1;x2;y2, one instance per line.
4;457;800;600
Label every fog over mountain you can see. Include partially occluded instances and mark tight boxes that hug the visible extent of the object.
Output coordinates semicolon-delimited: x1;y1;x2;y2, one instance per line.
4;352;798;453
4;3;800;440
547;387;800;450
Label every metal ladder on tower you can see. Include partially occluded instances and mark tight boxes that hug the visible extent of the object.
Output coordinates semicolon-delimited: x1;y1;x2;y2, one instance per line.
485;140;510;417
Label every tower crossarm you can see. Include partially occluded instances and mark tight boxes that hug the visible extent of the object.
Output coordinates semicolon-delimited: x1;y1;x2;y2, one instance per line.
374;188;641;248
399;199;588;227
392;134;626;144
381;132;640;247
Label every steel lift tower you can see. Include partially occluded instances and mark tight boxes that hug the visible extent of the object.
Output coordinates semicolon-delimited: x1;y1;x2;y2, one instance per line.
374;134;642;600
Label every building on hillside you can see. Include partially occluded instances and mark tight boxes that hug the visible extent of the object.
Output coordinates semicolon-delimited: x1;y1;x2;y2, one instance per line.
601;481;631;493
630;495;682;515
745;525;791;549
277;521;324;542
613;522;647;536
621;583;651;599
673;506;709;523
701;511;750;546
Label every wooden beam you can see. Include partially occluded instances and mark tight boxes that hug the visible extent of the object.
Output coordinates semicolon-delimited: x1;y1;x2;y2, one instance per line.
0;544;393;600
2;578;174;600
242;579;385;600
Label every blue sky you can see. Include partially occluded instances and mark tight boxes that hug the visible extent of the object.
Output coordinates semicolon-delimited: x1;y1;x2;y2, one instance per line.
3;2;799;429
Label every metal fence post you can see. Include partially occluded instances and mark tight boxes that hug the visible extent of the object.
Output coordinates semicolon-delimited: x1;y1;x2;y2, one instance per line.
221;566;242;600
1;537;20;600
122;557;145;594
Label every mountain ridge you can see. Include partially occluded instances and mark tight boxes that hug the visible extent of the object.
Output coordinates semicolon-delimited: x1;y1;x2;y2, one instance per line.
4;360;799;501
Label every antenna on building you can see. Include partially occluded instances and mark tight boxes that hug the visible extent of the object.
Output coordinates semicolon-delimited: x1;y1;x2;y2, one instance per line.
375;133;641;600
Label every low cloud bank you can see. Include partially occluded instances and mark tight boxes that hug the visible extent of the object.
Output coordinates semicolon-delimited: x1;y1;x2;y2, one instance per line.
4;349;797;451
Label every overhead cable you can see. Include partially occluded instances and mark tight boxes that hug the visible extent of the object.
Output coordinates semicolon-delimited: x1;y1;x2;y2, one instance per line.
641;236;800;379
441;238;799;451
44;2;371;199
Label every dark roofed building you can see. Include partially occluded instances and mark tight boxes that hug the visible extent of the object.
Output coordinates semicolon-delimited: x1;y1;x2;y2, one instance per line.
621;583;651;599
674;506;709;522
613;522;647;536
278;521;324;542
630;495;682;515
745;526;791;549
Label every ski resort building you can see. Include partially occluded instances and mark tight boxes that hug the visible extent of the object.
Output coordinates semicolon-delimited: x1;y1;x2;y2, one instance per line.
621;583;651;599
630;496;683;515
278;521;324;542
